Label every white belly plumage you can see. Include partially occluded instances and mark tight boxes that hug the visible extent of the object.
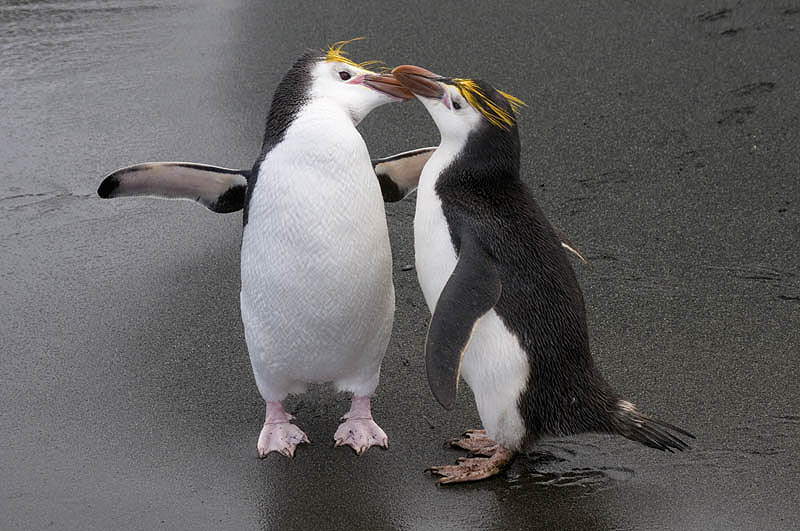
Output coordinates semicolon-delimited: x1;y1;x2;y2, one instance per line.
240;107;394;402
414;144;530;450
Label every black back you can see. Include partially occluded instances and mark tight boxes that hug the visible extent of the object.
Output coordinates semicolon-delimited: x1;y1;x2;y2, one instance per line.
435;81;622;444
244;52;319;225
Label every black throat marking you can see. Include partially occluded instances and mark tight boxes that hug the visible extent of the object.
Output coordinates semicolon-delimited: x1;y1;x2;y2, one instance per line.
244;52;319;226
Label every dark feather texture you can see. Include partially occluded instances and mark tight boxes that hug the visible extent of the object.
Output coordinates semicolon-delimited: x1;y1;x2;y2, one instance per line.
433;79;693;450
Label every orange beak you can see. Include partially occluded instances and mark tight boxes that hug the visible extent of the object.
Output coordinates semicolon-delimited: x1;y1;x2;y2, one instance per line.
362;73;414;100
391;65;444;99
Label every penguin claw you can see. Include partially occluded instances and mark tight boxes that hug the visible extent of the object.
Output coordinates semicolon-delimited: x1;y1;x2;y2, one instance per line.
447;429;498;456
333;417;389;455
257;421;310;459
427;447;515;485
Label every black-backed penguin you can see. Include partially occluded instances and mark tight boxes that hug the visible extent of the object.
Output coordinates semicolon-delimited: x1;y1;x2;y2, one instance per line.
392;65;694;484
97;41;419;459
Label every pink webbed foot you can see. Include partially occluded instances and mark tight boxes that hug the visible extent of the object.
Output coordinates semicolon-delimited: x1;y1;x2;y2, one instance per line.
333;396;388;456
446;429;499;456
428;428;515;484
257;401;310;459
334;418;388;455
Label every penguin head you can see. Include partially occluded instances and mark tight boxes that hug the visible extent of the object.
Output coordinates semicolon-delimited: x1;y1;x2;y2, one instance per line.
308;40;413;125
392;65;525;143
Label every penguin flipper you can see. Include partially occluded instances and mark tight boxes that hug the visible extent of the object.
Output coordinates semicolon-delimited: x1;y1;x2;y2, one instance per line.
97;162;249;213
425;231;502;410
372;147;436;202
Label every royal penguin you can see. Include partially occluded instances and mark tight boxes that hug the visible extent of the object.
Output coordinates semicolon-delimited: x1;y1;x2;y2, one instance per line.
391;65;694;483
96;44;587;459
97;41;420;458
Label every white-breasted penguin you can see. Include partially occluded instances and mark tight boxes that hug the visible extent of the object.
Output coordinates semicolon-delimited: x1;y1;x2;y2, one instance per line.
98;41;418;458
392;65;694;484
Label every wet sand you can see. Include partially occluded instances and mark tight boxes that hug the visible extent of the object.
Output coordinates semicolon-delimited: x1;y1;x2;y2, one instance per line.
1;1;798;529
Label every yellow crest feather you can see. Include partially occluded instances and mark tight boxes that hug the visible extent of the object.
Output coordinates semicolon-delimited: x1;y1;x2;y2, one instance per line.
323;38;383;72
451;78;526;130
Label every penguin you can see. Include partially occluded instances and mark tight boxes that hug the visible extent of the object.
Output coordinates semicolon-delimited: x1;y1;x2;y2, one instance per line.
98;41;417;459
391;65;694;484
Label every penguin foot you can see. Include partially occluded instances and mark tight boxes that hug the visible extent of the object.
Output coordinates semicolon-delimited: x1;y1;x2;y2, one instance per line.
257;401;310;458
334;417;389;455
446;429;498;456
427;446;515;485
257;421;310;458
333;395;388;455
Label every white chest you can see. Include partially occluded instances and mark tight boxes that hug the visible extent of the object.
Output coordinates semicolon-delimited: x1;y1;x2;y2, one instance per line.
413;144;460;311
412;140;529;449
247;105;382;230
239;103;394;376
243;104;388;277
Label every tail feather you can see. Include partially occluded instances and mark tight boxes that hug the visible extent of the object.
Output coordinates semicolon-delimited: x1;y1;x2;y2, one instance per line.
614;400;695;452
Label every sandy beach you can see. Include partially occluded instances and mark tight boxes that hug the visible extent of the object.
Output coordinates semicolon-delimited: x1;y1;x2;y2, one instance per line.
1;1;798;529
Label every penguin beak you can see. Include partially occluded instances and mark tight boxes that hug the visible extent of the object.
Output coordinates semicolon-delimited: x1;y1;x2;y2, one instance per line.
391;65;445;100
362;73;414;100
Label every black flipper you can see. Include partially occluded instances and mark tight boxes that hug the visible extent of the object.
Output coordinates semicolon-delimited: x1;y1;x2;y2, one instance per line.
97;162;249;213
425;231;502;410
372;147;436;202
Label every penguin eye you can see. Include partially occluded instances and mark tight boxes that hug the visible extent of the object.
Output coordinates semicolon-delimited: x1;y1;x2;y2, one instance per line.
453;100;462;110
339;71;351;81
